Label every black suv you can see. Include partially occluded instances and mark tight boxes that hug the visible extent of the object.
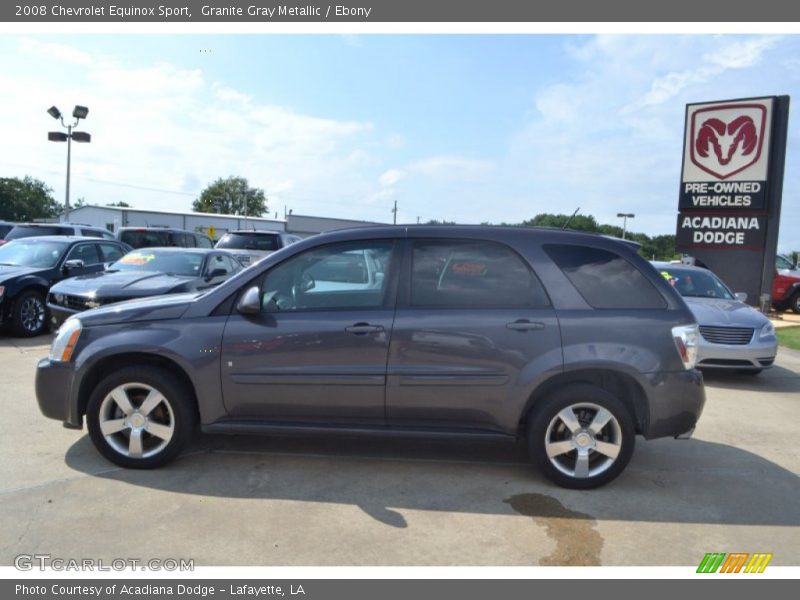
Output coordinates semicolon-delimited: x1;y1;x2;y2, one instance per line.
0;236;131;336
35;226;705;488
116;227;214;249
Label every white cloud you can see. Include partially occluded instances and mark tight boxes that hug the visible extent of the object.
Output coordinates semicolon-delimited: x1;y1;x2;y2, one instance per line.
379;169;404;187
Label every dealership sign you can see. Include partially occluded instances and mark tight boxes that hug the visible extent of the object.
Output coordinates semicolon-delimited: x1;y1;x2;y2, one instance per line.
676;96;789;304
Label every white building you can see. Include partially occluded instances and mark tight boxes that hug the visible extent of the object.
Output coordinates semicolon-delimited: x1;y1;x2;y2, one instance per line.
60;205;385;241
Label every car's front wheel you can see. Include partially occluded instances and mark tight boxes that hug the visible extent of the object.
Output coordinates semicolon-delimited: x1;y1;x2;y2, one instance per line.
789;291;800;314
527;384;635;489
86;366;197;469
12;289;48;337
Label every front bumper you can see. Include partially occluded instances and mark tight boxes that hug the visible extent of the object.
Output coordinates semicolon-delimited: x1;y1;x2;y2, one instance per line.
47;302;81;328
35;358;82;428
696;335;778;371
642;369;706;440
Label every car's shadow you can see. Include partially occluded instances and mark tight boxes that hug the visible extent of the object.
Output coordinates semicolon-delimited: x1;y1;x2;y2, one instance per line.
64;431;800;529
701;364;800;395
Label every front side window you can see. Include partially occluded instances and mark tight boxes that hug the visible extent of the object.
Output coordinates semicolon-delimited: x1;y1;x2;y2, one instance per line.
776;255;794;270
545;244;666;309
66;243;101;265
205;254;235;277
411;240;549;308
259;240;394;312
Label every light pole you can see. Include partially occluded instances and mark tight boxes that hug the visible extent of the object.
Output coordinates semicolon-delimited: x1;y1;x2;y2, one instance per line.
47;105;91;221
616;212;635;240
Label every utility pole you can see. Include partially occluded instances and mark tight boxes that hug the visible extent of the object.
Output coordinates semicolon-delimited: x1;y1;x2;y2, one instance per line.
392;200;398;225
416;216;420;224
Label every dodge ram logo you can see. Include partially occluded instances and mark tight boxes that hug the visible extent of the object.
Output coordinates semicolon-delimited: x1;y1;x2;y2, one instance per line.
690;103;767;180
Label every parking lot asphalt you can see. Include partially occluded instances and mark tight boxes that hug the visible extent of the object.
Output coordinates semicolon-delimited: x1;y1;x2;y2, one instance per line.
0;334;798;567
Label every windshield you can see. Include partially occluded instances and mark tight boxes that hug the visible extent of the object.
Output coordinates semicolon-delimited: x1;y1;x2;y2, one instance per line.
110;250;205;276
658;267;734;300
216;232;280;251
776;255;795;270
0;239;68;268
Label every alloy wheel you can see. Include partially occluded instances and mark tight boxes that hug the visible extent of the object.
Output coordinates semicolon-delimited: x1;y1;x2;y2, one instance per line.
98;383;175;459
544;402;623;479
20;296;45;333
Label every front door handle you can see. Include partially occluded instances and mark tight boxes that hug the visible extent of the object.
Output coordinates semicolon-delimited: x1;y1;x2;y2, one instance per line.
506;319;545;332
345;323;385;335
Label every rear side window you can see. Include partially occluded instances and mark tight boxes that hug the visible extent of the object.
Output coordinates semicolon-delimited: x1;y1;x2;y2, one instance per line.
120;230;170;248
98;243;126;263
544;244;666;309
411;240;549;308
217;232;280;251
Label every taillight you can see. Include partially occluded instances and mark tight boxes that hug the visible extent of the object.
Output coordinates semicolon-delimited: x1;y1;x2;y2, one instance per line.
671;324;699;370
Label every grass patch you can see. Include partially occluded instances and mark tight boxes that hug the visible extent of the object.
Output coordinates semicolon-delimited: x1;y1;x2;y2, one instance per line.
776;326;800;351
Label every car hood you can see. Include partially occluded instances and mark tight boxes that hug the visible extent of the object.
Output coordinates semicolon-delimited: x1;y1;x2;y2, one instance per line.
0;264;47;282
51;270;195;297
683;296;769;327
71;292;199;326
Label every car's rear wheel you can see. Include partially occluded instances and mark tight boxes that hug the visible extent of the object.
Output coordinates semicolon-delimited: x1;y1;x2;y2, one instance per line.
527;384;635;489
86;366;196;469
12;289;48;337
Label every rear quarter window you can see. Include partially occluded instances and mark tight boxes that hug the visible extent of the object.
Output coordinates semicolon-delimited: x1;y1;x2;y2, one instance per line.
544;244;666;309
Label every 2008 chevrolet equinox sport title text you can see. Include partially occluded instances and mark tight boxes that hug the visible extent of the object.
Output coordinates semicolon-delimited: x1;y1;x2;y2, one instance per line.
36;226;705;489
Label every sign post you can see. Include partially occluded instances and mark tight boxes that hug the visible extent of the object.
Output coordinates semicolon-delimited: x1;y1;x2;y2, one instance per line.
676;95;790;307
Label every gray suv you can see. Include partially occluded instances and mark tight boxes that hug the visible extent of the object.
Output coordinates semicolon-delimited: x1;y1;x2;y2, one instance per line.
35;226;705;489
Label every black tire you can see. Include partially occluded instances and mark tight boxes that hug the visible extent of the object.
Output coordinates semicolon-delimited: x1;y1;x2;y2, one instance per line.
736;369;763;376
790;292;800;314
527;384;635;490
11;289;48;337
86;365;197;469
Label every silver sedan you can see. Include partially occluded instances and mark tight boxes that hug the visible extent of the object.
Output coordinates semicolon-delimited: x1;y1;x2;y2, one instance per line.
653;262;778;375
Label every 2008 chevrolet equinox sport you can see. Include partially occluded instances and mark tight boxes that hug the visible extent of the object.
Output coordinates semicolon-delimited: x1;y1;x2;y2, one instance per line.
36;226;705;489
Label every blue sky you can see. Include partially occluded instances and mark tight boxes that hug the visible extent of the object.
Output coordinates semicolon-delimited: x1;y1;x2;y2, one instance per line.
0;34;798;250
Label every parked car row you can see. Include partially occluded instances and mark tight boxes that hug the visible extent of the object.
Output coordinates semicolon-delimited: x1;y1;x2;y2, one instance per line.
0;236;243;336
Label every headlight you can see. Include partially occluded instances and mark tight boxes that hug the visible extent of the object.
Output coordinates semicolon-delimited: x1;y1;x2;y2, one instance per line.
49;318;82;362
759;321;776;339
671;324;699;370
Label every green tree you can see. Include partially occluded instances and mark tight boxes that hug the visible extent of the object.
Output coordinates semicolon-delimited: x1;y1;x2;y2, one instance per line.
522;213;599;232
0;176;61;221
193;176;267;217
106;201;130;207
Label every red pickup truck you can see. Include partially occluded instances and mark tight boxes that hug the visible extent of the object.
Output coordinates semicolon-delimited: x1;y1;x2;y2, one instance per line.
774;254;800;313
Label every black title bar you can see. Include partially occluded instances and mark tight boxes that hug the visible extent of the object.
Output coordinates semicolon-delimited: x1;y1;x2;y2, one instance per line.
5;0;800;22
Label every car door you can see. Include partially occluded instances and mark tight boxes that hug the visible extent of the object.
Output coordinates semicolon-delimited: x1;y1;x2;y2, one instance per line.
220;238;399;424
385;238;562;433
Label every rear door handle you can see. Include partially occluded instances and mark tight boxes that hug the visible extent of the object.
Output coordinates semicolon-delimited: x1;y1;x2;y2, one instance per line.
506;319;545;331
345;323;385;335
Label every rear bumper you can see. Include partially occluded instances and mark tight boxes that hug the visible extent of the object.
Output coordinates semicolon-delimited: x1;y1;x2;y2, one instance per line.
35;358;82;428
642;369;706;440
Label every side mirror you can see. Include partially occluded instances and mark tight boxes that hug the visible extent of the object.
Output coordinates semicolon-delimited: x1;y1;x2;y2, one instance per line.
62;259;84;273
236;285;261;314
734;292;748;303
205;268;227;281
